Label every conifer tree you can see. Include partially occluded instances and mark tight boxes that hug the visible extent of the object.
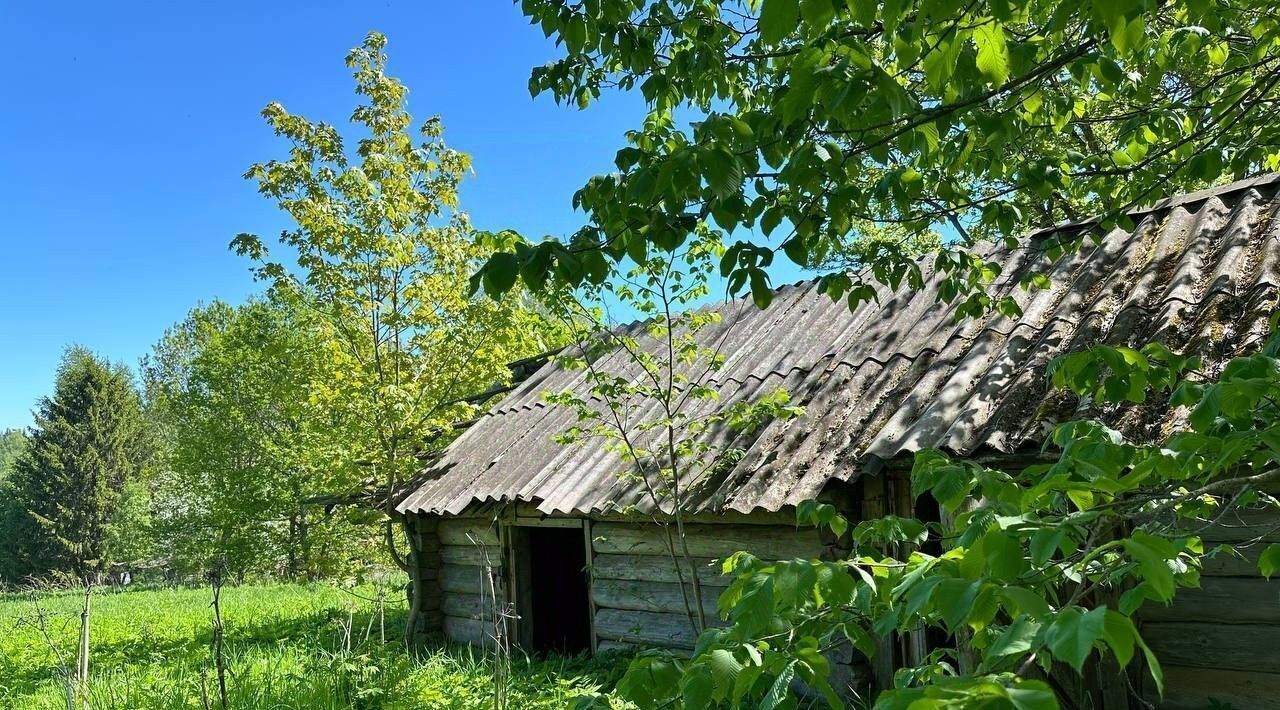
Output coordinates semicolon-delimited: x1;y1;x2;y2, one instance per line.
11;347;151;581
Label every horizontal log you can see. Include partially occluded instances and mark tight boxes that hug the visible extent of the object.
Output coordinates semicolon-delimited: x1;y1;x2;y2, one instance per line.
442;592;499;621
591;554;732;588
593;578;720;618
1142;622;1280;673
511;516;584;529
438;519;501;546
1199;544;1270;576
439;544;503;567
411;565;439;582
1149;665;1280;710
1142;577;1280;624
1198;508;1280;543
441;564;501;595
443;615;492;647
591;522;821;560
594;608;703;650
595;640;645;655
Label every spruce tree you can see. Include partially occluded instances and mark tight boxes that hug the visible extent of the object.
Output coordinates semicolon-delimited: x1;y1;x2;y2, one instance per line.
11;347;151;581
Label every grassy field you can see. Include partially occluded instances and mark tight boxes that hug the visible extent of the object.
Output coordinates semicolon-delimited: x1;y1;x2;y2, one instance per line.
0;582;628;709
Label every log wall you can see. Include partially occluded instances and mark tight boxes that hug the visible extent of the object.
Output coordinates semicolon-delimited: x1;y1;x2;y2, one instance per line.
405;514;442;638
434;517;506;647
425;513;865;693
1140;507;1280;709
588;520;825;653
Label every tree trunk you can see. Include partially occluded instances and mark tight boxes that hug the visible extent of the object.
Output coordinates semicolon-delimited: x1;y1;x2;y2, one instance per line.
210;571;229;710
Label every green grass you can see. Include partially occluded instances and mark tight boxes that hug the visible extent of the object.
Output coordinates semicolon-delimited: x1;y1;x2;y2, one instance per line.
0;583;629;709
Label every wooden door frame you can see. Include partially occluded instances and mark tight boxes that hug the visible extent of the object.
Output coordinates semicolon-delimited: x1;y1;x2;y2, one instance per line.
501;517;596;654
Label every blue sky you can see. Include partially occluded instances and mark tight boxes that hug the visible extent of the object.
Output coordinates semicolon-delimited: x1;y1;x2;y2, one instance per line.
0;2;660;429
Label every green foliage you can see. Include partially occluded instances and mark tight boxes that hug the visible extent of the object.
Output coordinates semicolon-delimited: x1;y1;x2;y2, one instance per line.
143;294;371;581
7;347;153;583
614;323;1280;708
0;583;628;709
233;31;567;511
0;428;26;476
478;0;1280;319
0;429;30;583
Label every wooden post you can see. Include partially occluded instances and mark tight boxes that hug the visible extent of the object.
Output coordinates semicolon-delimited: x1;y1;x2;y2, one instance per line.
76;582;92;704
584;519;599;654
861;473;898;691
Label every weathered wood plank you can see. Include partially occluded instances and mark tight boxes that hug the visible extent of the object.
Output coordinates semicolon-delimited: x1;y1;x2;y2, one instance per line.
591;554;733;588
595;640;646;655
594;608;701;650
440;564;497;595
1200;544;1270;576
1142;577;1280;624
442;615;491;647
442;592;498;621
1150;665;1280;709
511;516;583;529
438;519;501;546
592;578;720;618
591;522;822;560
439;544;503;567
1142;622;1280;673
1198;508;1280;543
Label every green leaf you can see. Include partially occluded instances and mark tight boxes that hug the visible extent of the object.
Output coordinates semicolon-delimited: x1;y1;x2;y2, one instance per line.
937;579;983;630
1260;544;1280;579
973;21;1010;85
1101;609;1137;667
482;252;520;298
1006;681;1058;710
1045;606;1106;673
799;0;835;30
1030;528;1063;566
1138;628;1164;695
760;0;800;44
701;148;743;199
761;660;796;710
1001;586;1051;618
749;269;774;309
706;649;744;695
1123;532;1177;602
681;664;714;708
988;615;1042;657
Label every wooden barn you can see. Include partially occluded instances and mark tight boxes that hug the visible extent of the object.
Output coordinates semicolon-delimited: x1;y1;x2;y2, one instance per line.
395;175;1280;708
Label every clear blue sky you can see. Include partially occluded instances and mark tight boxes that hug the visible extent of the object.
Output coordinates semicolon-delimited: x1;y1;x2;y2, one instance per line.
0;2;657;429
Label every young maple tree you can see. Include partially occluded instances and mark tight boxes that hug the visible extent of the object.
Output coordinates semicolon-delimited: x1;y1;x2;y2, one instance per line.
232;32;566;635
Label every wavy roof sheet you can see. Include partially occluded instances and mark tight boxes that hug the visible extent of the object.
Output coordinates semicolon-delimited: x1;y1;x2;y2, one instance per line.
399;175;1280;517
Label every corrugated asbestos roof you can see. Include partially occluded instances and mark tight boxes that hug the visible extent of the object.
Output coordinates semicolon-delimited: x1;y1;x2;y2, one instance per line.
398;174;1280;517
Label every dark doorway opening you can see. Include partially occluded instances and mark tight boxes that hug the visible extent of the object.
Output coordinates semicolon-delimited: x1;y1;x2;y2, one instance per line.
522;526;591;655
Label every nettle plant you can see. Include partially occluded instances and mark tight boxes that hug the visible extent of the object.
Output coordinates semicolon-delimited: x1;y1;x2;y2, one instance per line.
542;238;803;636
604;323;1280;709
